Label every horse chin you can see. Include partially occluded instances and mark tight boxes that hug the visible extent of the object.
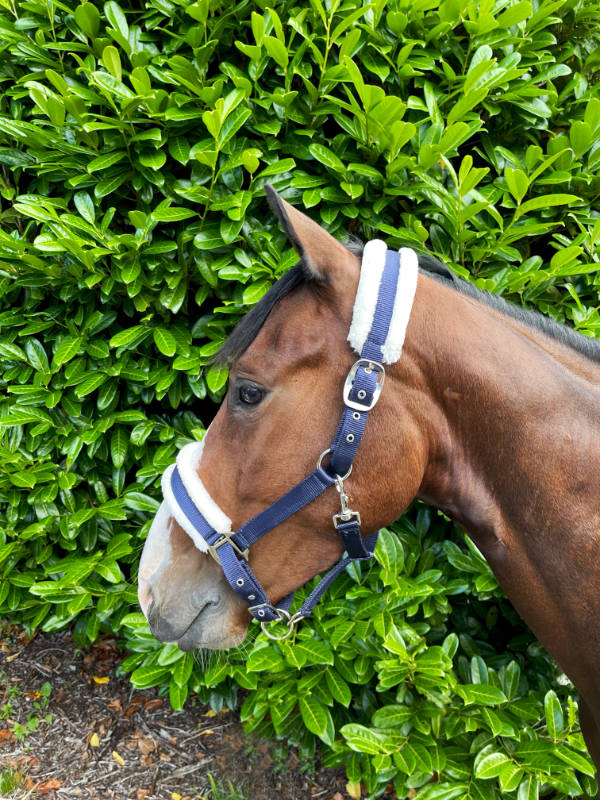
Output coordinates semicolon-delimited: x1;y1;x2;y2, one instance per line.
175;602;248;651
145;597;248;652
176;624;247;652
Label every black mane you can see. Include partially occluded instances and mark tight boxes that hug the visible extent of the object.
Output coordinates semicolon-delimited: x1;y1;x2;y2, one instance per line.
215;245;600;366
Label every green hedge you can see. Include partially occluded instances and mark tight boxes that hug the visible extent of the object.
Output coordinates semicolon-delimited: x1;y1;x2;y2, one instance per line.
0;0;599;796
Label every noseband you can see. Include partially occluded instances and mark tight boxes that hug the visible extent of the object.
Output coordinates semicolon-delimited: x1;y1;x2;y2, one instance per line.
159;241;418;639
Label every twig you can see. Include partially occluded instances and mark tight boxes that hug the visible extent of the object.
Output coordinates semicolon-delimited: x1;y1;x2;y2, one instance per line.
160;758;212;780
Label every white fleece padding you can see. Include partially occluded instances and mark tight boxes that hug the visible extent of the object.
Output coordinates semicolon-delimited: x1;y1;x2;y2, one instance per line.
347;239;387;356
160;439;232;553
347;241;419;365
381;248;419;363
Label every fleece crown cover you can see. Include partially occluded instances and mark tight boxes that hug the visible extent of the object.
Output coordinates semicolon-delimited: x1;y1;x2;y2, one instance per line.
347;240;418;364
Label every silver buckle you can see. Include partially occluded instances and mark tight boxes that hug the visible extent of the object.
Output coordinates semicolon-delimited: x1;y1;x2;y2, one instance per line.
207;532;249;564
343;359;385;411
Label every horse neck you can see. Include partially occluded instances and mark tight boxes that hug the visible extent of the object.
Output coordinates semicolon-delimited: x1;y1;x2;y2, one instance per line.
406;273;600;530
401;273;600;696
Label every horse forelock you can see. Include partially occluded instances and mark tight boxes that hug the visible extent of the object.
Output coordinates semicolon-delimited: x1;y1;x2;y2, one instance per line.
214;263;309;367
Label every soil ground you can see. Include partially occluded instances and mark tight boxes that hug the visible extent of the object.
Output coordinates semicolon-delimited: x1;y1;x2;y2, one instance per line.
0;627;350;800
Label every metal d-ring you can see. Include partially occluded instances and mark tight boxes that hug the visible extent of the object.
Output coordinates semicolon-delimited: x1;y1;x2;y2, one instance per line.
316;448;352;481
260;609;304;641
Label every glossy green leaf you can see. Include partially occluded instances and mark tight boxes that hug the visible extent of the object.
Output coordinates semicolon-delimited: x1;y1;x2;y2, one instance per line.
169;678;188;710
104;1;129;39
151;206;196;222
308;143;345;173
295;639;334;666
130;665;169;688
102;45;122;81
298;696;330;737
457;684;507;706
205;365;228;393
74;192;95;223
74;372;107;397
340;724;386;755
74;2;100;36
53;336;83;368
544;689;564;740
517;776;539;800
246;648;284;672
153;328;177;357
505;167;529;204
475;751;511;779
123;492;160;513
553;745;595;776
110;427;128;468
25;338;50;373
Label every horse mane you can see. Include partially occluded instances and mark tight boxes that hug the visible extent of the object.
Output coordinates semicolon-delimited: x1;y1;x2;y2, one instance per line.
215;242;600;366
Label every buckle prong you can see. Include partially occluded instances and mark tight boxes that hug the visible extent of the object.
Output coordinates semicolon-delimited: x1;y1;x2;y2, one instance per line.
343;359;385;411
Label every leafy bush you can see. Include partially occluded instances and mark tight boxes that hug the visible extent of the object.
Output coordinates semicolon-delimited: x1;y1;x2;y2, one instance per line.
123;516;596;799
0;0;598;797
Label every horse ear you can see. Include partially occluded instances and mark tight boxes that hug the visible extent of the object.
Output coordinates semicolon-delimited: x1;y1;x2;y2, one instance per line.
265;184;357;284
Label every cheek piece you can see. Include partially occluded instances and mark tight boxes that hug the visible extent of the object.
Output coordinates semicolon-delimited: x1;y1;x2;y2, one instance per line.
159;242;418;640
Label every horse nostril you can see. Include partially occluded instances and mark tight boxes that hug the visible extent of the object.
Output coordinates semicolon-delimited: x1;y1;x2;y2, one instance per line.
191;589;219;611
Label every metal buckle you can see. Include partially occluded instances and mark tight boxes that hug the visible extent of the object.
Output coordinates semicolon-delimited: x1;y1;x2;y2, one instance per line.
250;605;304;640
343;359;385;411
207;532;249;564
332;475;361;529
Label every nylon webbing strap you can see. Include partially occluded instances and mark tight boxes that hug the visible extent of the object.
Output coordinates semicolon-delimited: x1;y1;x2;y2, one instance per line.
236;468;335;549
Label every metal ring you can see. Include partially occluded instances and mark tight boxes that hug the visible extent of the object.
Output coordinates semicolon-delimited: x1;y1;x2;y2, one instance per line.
316;448;352;481
260;608;291;640
260;610;304;641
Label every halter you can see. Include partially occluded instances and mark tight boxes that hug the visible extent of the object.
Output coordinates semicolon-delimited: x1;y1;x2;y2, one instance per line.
157;241;418;640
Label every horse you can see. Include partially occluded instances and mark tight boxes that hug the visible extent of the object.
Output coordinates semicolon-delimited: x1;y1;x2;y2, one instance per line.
137;186;600;770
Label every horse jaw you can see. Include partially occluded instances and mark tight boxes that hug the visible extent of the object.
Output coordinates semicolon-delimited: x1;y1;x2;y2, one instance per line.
138;503;248;650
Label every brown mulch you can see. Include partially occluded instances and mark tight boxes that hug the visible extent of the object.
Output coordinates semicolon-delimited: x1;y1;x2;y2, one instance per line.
0;626;350;800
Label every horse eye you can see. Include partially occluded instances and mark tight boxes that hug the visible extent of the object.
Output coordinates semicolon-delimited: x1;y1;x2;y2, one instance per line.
237;384;265;406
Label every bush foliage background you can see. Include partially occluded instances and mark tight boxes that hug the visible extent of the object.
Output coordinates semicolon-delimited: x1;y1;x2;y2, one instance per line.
0;0;599;796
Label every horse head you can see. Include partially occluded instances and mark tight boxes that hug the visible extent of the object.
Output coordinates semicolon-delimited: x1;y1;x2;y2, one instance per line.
138;189;432;650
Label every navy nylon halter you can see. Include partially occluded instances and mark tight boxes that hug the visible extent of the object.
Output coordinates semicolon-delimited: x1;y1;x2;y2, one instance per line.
168;248;408;638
